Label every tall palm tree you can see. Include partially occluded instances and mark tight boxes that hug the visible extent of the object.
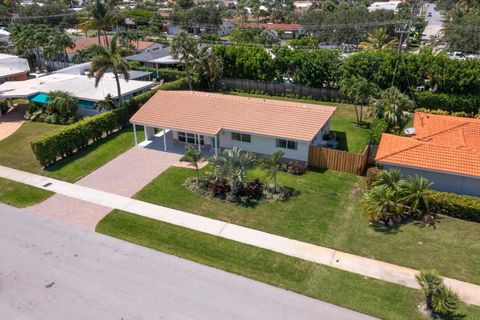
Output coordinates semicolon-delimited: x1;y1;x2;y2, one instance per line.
261;150;284;193
183;145;202;180
370;86;414;133
358;28;400;51
171;31;198;91
195;47;223;91
89;34;130;107
90;0;115;46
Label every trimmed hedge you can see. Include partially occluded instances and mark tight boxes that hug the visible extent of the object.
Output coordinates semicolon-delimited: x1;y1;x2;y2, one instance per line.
31;78;189;167
414;91;480;115
128;64;187;82
427;190;480;222
369;118;389;145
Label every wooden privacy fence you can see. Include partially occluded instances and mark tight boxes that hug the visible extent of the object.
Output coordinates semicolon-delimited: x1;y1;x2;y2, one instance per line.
308;145;370;176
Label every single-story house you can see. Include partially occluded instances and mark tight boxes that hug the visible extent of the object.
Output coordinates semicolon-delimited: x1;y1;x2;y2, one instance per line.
241;23;305;39
125;46;180;69
0;72;153;115
66;36;164;61
376;112;480;197
368;1;402;12
0;54;30;83
130;91;336;162
167;19;235;36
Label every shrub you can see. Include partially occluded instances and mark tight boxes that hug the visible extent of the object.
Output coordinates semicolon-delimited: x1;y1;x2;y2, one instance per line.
366;167;381;188
416;270;443;309
431;286;460;316
208;178;231;198
369;118;389;144
263;184;293;202
287;161;307;175
427;190;480;222
414;91;480;115
244;179;264;200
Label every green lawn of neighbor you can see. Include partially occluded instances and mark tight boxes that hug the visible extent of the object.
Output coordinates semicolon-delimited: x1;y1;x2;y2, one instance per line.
134;166;480;285
0;122;144;182
0;177;53;207
226;92;371;153
97;210;480;320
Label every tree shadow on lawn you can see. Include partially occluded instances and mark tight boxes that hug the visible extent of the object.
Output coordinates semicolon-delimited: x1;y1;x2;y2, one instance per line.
369;216;445;236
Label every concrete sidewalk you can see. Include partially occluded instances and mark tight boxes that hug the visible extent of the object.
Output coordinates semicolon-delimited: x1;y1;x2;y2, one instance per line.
1;164;479;306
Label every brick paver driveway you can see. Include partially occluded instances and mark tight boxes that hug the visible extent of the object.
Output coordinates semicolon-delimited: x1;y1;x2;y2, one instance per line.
28;147;182;230
0;105;26;141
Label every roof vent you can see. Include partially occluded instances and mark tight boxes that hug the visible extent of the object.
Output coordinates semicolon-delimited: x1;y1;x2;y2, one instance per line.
404;127;416;136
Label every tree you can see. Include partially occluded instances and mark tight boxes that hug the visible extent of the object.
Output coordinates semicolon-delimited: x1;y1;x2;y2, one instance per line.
171;31;198;91
183;145;202;180
416;270;443;310
372;169;402;191
95;94;117;111
261;151;284;193
362;185;404;226
89;0;116;46
211;147;256;186
340;76;379;125
89;34;130;106
46;91;78;117
358;28;399;51
432;286;460;316
398;176;432;216
195;47;223;91
370;86;414;132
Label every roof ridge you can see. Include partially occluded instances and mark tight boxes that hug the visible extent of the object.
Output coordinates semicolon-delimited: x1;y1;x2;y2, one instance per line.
377;134;423;161
418;122;469;141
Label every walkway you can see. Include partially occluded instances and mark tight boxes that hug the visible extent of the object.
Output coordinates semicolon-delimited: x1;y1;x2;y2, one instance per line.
0;104;26;141
0;204;376;320
1;165;479;306
28;147;181;230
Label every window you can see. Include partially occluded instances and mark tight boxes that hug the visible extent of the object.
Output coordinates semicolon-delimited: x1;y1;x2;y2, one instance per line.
276;139;297;150
231;132;251;143
178;132;204;145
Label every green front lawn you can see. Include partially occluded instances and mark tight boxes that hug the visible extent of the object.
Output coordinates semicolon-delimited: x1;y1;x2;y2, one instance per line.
0;122;144;182
226;92;371;153
134;166;480;285
0;177;53;207
97;210;480;320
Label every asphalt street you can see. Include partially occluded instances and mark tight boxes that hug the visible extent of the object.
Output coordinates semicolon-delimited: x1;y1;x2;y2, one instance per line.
0;204;376;320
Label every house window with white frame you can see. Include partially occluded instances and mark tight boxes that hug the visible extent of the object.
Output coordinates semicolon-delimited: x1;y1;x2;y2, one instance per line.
276;139;297;150
231;132;251;143
178;132;204;145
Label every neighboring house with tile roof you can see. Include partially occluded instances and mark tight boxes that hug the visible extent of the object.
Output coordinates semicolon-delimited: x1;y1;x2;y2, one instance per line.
376;112;480;196
130;91;336;162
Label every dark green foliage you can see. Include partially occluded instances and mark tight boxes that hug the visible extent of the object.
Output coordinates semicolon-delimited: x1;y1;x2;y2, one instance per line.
414;91;480;115
369;118;389;144
427;190;480;222
366;167;381;188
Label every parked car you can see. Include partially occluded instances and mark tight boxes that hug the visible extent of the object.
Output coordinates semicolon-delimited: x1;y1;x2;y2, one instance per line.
448;52;466;59
427;12;432;17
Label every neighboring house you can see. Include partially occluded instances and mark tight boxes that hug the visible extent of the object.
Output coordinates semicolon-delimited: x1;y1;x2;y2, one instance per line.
0;54;30;83
167;19;235;36
241;23;305;39
368;1;402;12
294;1;313;13
130;91;336;162
66;36;163;61
125;46;180;69
376;112;480;197
0;71;153;115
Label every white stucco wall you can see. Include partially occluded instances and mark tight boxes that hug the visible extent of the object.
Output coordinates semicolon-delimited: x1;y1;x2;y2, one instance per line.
383;163;480;197
219;130;310;162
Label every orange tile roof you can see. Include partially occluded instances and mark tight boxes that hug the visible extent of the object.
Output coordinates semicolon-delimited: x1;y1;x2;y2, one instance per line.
67;36;156;54
376;112;480;177
130;91;336;142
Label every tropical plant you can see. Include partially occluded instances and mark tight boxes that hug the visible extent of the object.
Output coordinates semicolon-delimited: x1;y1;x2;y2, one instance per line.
46;91;78;117
431;286;460;316
89;34;130;106
183;145;202;179
211;147;256;185
89;0;116;46
195;47;223;91
171;31;198;91
362;185;404;225
416;269;443;310
260;151;284;193
358;27;399;51
340;76;379;125
372;169;402;190
370;86;414;132
398;176;433;216
95;94;117;111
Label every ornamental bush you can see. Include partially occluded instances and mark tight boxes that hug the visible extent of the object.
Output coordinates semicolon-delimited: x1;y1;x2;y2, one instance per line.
427;190;480;222
414;91;480;115
369;118;389;144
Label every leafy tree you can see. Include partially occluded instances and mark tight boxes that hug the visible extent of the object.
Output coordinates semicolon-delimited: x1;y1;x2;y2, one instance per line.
171;31;198;90
183;145;202;180
260;151;284;193
340;76;379;125
89;34;130;106
229;27;261;43
18;0;78;27
443;11;480;53
195;47;223;91
370;86;414;132
95;94;117;111
211;147;256;186
358;28;399;51
73;44;106;63
46;91;78;117
416;270;443;310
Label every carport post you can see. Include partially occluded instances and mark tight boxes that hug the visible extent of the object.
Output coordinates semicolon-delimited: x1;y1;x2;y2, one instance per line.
214;135;218;156
163;128;167;151
197;134;201;152
133;124;138;146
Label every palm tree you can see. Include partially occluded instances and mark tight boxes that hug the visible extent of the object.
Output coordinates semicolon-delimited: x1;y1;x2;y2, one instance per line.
398;176;432;216
372;169;402;190
358;28;400;51
183;145;202;180
90;0;115;46
432;286;460;315
370;86;414;133
195;47;223;91
211;147;256;186
171;31;198;91
362;185;404;225
46;91;78;117
95;94;117;111
89;34;130;107
261;151;284;193
416;270;443;310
